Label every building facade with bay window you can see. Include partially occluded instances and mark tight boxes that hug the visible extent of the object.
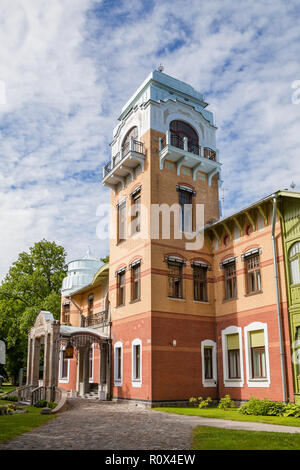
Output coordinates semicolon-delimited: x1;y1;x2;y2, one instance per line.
26;70;300;405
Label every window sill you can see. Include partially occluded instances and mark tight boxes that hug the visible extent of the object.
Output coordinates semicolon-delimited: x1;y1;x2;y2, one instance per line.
114;380;122;387
222;297;238;304
129;298;141;305
116;304;125;309
167;297;186;302
116;240;126;246
248;378;268;382
193;300;210;304
132;379;142;388
245;291;263;297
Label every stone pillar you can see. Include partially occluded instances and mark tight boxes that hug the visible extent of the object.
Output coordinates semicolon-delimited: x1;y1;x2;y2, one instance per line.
31;337;41;387
43;333;51;387
100;343;107;385
82;347;90;394
26;336;33;385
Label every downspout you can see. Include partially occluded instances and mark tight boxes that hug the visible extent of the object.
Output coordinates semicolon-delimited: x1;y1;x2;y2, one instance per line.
271;195;287;402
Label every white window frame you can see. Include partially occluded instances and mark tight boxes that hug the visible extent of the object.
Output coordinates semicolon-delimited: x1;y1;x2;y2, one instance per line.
114;341;123;386
222;325;244;387
201;340;217;387
132;338;142;388
89;344;94;383
58;346;70;384
244;322;270;387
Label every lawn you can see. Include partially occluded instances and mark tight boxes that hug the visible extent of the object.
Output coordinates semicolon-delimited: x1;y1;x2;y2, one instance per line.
154;406;300;427
0;384;17;395
0;400;55;443
192;425;300;450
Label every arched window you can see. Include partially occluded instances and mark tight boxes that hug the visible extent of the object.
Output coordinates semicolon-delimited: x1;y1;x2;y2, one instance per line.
289;242;300;285
169;120;199;155
122;126;138;156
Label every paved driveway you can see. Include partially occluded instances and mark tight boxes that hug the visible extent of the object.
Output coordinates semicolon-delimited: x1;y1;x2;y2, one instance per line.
2;399;300;450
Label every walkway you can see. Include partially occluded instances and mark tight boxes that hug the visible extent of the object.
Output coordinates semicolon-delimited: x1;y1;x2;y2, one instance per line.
1;399;300;450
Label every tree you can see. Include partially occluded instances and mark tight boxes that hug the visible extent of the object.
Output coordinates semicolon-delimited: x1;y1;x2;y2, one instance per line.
0;239;67;383
100;255;109;264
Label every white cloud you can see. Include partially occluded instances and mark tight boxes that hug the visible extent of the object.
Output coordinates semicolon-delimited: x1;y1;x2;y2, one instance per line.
0;0;300;279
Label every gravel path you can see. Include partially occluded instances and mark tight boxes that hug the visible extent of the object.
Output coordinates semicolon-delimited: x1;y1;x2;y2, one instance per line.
1;399;300;450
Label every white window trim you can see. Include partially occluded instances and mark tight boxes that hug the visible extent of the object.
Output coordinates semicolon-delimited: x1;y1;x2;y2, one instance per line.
132;338;142;388
58;346;70;384
222;325;244;387
114;341;123;386
89;344;95;383
201;339;217;387
244;322;270;388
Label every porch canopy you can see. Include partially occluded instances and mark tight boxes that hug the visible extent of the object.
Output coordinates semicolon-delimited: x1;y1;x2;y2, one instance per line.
59;325;109;349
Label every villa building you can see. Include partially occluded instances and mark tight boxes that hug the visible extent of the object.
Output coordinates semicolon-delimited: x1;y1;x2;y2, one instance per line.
26;70;300;406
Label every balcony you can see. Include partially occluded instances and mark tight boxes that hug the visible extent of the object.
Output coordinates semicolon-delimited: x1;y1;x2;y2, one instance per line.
82;310;109;328
102;138;146;190
159;131;221;185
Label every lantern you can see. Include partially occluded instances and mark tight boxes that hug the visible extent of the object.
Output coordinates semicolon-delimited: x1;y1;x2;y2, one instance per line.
65;341;74;359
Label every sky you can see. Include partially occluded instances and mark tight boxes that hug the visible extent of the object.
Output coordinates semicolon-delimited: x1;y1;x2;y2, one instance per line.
0;0;300;279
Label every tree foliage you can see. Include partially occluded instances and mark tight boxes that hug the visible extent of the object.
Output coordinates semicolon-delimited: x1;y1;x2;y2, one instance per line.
0;239;67;383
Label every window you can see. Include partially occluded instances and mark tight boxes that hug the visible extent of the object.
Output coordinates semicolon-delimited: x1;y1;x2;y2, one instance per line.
169;120;199;155
178;188;193;233
227;334;241;379
89;346;94;382
289;242;300;285
59;349;69;382
224;262;237;300
114;342;123;385
132;339;142;386
249;330;266;378
122;126;138;156
118;201;126;242
244;322;270;387
204;347;213;379
62;303;70;323
201;340;217;387
117;270;126;306
131;262;141;301
193;265;207;301
245;254;261;294
296;327;300;376
131;188;141;234
88;295;94;316
168;262;183;298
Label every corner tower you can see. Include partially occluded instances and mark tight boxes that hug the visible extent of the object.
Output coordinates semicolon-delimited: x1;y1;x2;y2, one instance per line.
102;70;221;404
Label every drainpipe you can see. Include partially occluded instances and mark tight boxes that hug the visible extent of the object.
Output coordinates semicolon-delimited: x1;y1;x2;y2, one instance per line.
271;195;287;402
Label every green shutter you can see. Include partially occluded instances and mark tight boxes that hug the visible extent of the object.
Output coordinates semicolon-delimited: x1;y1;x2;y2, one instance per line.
250;330;265;348
227;333;239;350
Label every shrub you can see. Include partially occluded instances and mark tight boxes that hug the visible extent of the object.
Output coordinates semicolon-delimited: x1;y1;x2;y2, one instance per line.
46;402;57;409
34;400;48;408
1;396;18;402
198;397;212;409
218;395;235;410
283;403;300;418
189;397;198;406
238;397;286;416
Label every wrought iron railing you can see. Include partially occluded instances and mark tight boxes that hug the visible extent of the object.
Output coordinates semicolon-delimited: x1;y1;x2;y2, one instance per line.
103;139;145;179
82;310;109;327
204;147;217;161
159;132;217;161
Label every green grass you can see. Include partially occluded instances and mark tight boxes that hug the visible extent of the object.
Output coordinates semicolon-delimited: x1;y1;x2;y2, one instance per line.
192;425;300;450
154;406;300;427
0;402;55;443
0;385;16;395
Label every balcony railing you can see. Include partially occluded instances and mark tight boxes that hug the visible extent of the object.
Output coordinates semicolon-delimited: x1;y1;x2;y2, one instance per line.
82;310;109;327
103;138;145;179
159;131;216;161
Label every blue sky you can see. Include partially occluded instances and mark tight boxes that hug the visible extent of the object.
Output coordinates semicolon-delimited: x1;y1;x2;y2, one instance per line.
0;0;300;279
